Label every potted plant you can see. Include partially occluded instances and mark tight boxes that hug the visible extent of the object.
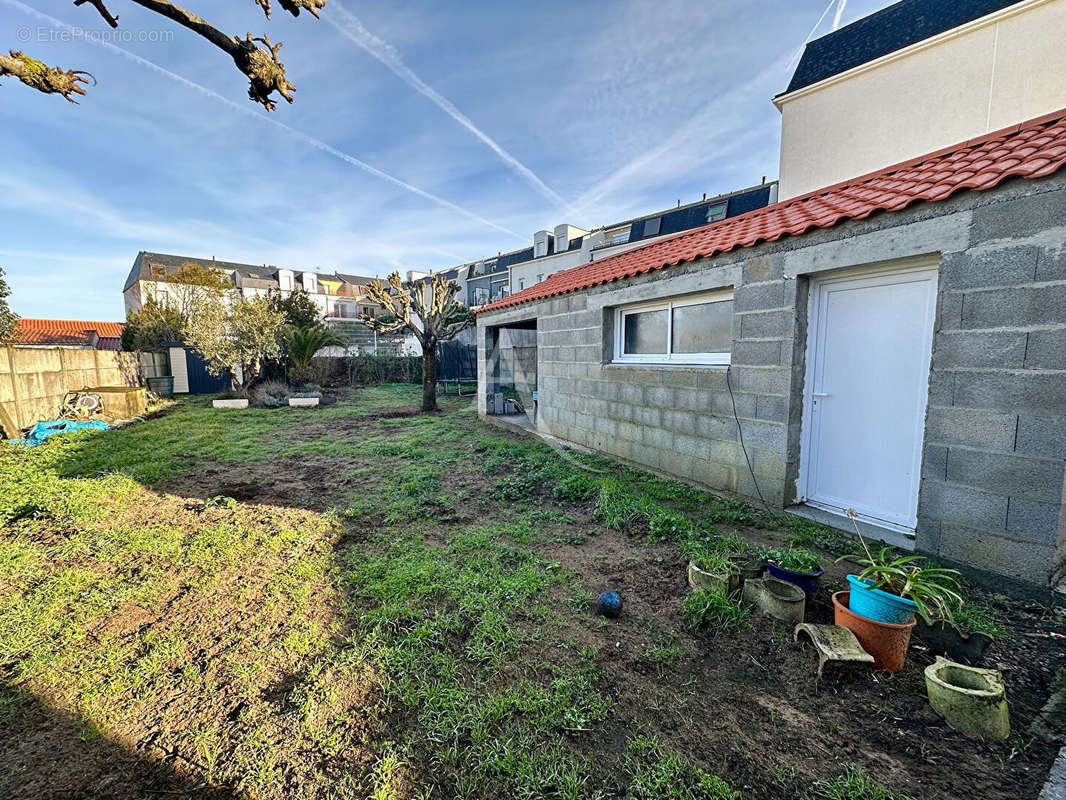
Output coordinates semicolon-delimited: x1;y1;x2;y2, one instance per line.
684;544;739;597
832;590;915;672
763;547;823;598
288;384;322;408
840;543;963;626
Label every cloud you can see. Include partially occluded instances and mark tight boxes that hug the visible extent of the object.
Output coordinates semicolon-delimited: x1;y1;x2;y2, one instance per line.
1;0;524;241
326;1;572;214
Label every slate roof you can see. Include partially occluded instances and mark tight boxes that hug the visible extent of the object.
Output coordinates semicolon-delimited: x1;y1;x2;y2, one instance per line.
16;319;125;349
783;0;1023;95
124;252;377;292
477;108;1066;316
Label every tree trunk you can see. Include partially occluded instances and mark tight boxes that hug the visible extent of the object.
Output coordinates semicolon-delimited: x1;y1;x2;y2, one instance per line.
421;343;438;412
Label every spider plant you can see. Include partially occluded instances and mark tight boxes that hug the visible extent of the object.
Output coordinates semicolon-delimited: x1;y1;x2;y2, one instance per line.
838;509;964;624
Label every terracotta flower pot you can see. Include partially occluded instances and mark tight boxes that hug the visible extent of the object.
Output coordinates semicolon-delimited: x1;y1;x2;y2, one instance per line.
832;591;915;672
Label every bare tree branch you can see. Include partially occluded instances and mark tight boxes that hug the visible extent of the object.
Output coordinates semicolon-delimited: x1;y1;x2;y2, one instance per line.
256;0;327;18
126;0;297;110
0;51;94;102
73;0;119;28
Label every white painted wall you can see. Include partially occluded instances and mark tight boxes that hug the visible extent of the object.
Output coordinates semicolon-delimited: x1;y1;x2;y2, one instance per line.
776;0;1066;199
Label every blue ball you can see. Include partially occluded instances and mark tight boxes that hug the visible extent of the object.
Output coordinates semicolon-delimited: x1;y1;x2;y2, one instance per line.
597;590;623;618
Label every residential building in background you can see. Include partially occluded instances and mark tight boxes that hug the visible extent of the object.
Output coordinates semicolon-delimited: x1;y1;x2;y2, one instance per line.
15;319;125;351
408;182;776;310
122;252;383;322
775;0;1066;198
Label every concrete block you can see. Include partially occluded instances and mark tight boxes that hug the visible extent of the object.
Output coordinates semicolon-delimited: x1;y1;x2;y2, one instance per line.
660;369;699;389
1025;329;1066;369
695;369;728;390
735;281;785;312
674;388;706;412
755;394;790;423
738;419;787;452
1036;244;1066;281
731;366;790;396
922;444;948;480
938;247;1038;290
954;371;1066;414
694;413;740;441
1015;415;1066;458
937;292;965;331
969;185;1066;242
961;284;1066;329
914;517;943;552
663;409;697;436
692;456;739;494
741;255;781;284
946;448;1065;503
645;386;676;408
919;480;1008;530
642;425;673;451
924;406;1018;450
739;310;789;340
932;331;1027;369
1006;497;1062;546
938;524;1053;585
733;339;784;367
708;390;757;418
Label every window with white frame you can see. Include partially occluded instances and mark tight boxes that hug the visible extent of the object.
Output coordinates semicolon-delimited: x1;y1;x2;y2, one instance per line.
613;289;733;365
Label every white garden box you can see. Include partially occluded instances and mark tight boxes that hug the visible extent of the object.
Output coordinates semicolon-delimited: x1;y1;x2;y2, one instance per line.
288;397;320;407
212;398;249;409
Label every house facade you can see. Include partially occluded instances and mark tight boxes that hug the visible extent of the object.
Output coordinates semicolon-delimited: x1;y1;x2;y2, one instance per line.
123;252;383;323
477;114;1066;590
775;0;1066;198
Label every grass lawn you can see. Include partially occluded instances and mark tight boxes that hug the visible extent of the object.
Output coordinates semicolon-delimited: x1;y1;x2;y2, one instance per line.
0;385;1062;799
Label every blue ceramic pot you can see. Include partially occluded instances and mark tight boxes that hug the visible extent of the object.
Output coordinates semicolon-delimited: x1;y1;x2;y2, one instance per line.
846;574;917;624
766;562;823;598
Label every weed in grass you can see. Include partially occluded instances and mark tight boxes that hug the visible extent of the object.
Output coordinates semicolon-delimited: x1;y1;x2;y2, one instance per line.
593;479;650;530
648;510;696;542
551;472;601;502
682;590;749;633
953;599;1008;638
624;735;740;800
786;517;857;556
811;765;913;800
706;497;774;529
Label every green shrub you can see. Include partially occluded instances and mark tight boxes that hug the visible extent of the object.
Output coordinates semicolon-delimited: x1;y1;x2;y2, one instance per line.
683;589;749;632
252;380;292;408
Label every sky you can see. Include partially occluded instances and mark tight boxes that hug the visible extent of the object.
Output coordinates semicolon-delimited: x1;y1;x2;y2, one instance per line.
1;0;895;321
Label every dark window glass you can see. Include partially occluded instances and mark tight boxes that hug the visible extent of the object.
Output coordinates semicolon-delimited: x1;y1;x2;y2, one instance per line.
671;300;733;353
623;309;668;354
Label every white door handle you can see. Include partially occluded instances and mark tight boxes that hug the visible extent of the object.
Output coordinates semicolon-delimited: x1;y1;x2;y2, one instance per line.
812;392;829;397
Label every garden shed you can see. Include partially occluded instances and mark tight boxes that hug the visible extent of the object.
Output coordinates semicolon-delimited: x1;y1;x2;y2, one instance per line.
476;110;1066;591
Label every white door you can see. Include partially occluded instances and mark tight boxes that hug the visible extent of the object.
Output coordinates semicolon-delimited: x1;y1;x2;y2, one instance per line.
800;264;938;532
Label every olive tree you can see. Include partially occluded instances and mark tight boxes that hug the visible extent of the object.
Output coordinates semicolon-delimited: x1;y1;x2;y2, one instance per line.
184;295;286;395
1;0;327;110
357;273;473;412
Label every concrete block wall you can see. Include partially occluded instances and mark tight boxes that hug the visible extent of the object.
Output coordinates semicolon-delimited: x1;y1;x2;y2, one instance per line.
478;172;1066;587
0;345;139;434
918;184;1066;587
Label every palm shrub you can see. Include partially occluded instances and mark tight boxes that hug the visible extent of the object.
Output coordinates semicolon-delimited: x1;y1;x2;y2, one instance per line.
841;538;964;624
281;324;345;383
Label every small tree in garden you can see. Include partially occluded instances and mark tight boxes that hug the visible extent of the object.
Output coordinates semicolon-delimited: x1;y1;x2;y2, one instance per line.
358;273;473;412
0;267;19;343
185;295;286;395
280;324;344;383
122;297;184;351
268;287;322;329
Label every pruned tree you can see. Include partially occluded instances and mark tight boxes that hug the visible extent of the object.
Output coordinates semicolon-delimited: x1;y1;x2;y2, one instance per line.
1;0;328;110
358;272;473;412
0;267;19;344
184;295;286;395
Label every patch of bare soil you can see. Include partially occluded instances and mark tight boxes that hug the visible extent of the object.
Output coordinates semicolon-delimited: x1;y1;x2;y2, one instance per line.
524;512;1065;800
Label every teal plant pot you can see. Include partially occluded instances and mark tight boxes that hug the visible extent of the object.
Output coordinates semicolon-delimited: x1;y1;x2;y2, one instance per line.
846;574;917;624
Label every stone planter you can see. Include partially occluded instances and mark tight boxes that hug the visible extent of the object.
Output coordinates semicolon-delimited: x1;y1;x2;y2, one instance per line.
742;576;806;624
212;398;249;409
915;618;994;665
288;397;320;407
833;591;915;672
925;656;1010;740
687;561;739;596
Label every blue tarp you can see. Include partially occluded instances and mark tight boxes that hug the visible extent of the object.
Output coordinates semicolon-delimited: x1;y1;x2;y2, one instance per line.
12;419;111;448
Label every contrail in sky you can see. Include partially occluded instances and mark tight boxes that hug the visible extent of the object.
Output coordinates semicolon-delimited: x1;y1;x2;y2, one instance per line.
832;0;848;30
327;1;573;214
2;0;522;240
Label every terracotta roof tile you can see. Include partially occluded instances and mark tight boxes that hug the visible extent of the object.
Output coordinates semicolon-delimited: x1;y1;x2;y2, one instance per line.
479;108;1066;316
15;319;125;347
